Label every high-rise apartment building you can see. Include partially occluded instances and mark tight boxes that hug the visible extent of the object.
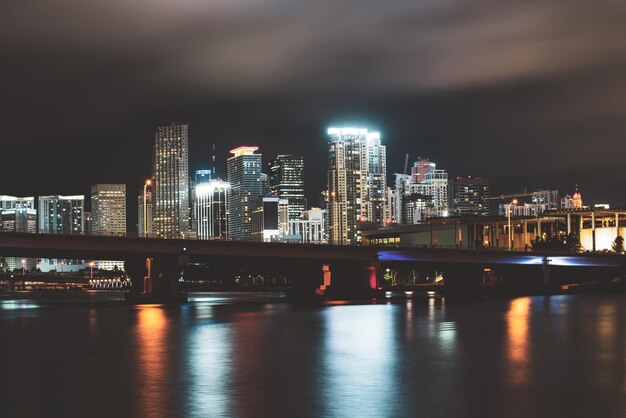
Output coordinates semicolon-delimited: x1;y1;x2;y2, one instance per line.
91;184;126;235
365;133;387;225
269;155;305;221
194;179;229;240
453;177;490;216
227;146;263;240
327;127;387;245
152;123;190;238
38;195;85;234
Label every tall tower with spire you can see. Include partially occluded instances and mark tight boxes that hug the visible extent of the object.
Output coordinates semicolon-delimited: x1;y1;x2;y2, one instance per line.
572;184;583;209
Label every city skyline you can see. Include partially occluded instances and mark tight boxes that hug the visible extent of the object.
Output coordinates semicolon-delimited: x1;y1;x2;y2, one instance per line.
0;121;605;236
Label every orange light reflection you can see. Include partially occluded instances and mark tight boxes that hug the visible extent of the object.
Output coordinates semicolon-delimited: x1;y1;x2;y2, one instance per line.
506;297;531;385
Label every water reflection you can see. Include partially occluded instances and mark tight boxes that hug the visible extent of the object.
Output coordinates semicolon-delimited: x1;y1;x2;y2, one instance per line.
186;317;232;417
506;297;531;385
135;305;169;416
322;304;398;418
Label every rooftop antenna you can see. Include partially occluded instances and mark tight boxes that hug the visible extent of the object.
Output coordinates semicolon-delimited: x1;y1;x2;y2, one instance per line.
212;143;216;178
403;154;409;175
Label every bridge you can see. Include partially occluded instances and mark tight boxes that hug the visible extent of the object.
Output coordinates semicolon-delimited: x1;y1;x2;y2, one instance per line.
0;231;624;301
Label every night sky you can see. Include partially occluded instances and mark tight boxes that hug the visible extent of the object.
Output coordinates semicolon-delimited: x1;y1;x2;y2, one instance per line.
3;0;626;224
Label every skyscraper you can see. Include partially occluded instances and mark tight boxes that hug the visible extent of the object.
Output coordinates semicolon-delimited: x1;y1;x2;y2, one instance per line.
269;154;305;221
91;184;127;235
327;127;387;245
452;177;490;216
38;195;85;234
227;146;263;240
194;179;230;240
152;123;190;237
365;132;387;225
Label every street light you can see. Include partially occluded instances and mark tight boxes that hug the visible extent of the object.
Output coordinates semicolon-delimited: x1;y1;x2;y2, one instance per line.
21;258;26;276
143;179;152;238
507;199;518;250
89;261;95;279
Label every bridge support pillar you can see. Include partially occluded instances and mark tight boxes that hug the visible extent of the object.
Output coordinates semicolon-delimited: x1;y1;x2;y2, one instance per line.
323;261;381;300
125;255;187;303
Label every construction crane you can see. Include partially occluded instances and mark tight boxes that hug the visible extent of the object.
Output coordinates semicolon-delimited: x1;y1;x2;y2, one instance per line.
486;191;536;201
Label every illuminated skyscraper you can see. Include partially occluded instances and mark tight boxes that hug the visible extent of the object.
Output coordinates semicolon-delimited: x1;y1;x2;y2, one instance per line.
327;127;387;245
152;123;190;237
269;154;305;221
227;146;263;240
194;179;229;240
91;184;126;235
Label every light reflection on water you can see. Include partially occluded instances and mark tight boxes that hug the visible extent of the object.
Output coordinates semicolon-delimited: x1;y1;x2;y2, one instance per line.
0;293;625;418
507;297;531;385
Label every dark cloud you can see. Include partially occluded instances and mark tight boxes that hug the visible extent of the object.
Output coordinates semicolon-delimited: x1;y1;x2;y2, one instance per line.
2;0;626;218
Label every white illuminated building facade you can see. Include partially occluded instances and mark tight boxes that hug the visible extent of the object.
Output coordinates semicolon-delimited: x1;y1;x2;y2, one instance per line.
0;196;36;271
289;208;327;243
194;179;230;240
90;184;126;271
91;184;126;236
327;127;387;245
152;123;190;238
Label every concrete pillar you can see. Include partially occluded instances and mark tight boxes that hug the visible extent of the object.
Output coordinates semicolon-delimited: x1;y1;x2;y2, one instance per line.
495;222;500;249
325;261;380;299
592;212;596;252
524;221;529;250
472;223;477;249
537;219;541;238
567;213;571;235
616;213;620;237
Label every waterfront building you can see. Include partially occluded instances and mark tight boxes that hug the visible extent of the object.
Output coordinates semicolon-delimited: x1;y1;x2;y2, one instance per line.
37;195;86;271
152;123;190;238
1;207;37;271
138;190;153;236
0;195;35;211
327;127;387;245
453;177;490;216
269;155;305;221
1;208;36;233
90;184;126;236
227;146;263;240
194;179;230;240
251;196;289;242
38;195;85;234
572;185;583;209
289;208;327;243
363;207;626;253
